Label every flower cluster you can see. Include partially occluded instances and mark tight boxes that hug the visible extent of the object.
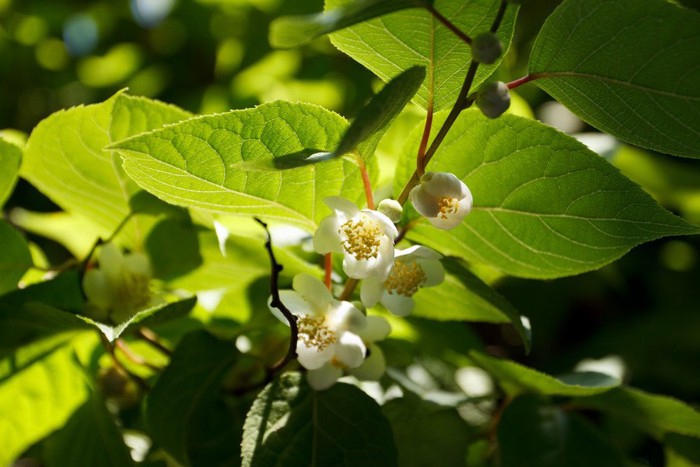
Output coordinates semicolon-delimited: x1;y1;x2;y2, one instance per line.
265;172;474;390
82;243;154;324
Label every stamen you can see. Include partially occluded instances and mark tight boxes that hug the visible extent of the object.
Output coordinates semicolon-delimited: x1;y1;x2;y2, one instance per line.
298;316;336;350
438;197;459;219
384;261;426;297
339;215;382;260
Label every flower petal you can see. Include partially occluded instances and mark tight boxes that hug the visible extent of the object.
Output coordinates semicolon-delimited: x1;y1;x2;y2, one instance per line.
364;210;398;240
275;290;310;319
306;364;343;391
324;196;359;217
293;274;332;315
349;344;386;381
334;332;367;368
380;292;415;317
313;216;343;254
360;316;392;342
417;258;445;287
360;277;383;308
98;243;125;285
424;172;466;199
409;185;440;218
427;213;464;230
328;300;366;333
296;339;334;370
83;269;114;309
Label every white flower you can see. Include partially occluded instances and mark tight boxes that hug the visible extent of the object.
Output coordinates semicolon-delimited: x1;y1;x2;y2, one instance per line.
269;274;368;390
82;243;153;324
361;245;444;317
313;197;398;280
348;315;391;381
409;172;473;230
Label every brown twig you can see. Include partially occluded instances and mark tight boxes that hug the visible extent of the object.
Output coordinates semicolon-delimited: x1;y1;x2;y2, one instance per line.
426;4;472;44
135;327;172;356
99;333;150;391
115;338;164;372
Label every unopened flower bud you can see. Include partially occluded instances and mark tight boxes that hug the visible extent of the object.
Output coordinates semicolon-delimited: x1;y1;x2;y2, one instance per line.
476;81;511;119
377;199;403;223
471;32;502;65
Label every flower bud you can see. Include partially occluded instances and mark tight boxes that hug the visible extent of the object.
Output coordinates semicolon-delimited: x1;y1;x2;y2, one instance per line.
476;81;511;119
377;198;403;223
471;32;502;65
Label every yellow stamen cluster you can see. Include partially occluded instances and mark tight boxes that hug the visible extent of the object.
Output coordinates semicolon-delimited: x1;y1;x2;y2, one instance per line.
339;215;382;260
298;315;336;351
384;261;426;297
438;197;459;219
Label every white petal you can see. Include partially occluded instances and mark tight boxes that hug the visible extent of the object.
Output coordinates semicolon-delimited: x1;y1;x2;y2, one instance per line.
324;196;359;217
123;253;151;278
275;290;310;320
380;292;415;317
418;258;445;287
293;274;332;315
343;255;374;279
457;188;473;215
313;216;343;254
349;344;386;381
398;245;442;261
409;185;440;218
328;300;366;333
306;364;343;391
360;316;391;342
296;339;334;370
334;332;367;368
427;212;464;230
374;238;396;280
360;277;383;308
82;269;114;309
424;172;466;199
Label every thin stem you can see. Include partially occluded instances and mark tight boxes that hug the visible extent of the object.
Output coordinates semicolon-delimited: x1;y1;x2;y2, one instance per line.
416;16;436;177
426;4;472;44
490;0;509;33
506;73;542;90
324;253;332;290
255;218;298;373
136;327;172;356
395;219;419;244
356;155;375;210
81;212;134;275
339;278;358;301
99;333;150;391
115;338;164;372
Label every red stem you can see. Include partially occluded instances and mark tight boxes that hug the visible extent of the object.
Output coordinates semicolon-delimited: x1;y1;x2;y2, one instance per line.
357;155;375;210
506;73;541;90
416;17;436;176
426;5;472;44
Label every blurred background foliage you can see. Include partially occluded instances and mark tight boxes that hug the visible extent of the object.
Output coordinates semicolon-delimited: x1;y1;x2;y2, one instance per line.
2;0;700;464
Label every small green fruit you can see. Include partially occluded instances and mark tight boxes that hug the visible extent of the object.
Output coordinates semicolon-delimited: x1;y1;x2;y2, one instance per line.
471;32;503;65
476;81;511;119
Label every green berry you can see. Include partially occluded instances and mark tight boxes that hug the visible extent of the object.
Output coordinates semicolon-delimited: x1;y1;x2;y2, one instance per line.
476;81;511;119
471;32;502;65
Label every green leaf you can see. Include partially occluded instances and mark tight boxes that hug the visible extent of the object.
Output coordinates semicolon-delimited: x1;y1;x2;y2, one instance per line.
412;257;531;352
112;101;367;230
22;92;191;238
0;344;90;466
395;111;699;279
146;217;203;280
382;392;471;467
145;330;239;465
92;296;197;342
242;372;397;466
529;0;700;158
327;0;518;111
0;220;32;295
573;386;700;440
498;394;628;467
665;433;700;467
470;351;620;397
335;66;426;158
270;0;427;48
0;137;21;207
44;393;135;467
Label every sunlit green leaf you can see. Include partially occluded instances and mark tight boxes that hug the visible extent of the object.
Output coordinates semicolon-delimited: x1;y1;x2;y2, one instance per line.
270;0;428;48
336;66;426;158
395;111;700;279
146;217;203;280
242;372;397;466
573;386;700;439
529;0;700;158
412;257;531;352
0;220;32;295
382;392;471;467
22;92;191;239
498;394;629;467
0;137;21;207
0;345;89;466
44;393;135;467
113;101;367;231
327;0;518;111
470;351;620;397
145;330;239;465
